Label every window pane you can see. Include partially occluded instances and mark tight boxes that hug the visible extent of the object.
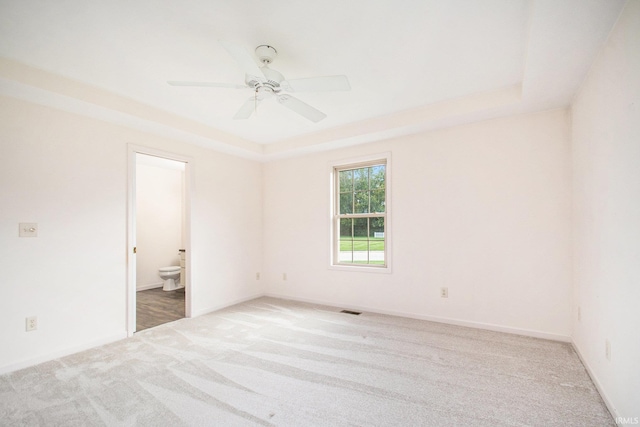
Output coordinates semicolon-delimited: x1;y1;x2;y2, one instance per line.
370;217;384;238
370;189;385;213
370;217;385;265
353;218;368;239
339;170;353;193
339;239;354;263
354;191;369;213
354;168;368;191
370;165;385;189
339;192;353;214
353;218;368;263
339;219;353;263
339;218;353;238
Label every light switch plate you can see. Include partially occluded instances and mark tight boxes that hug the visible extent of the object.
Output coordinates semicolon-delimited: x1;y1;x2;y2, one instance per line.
19;223;38;237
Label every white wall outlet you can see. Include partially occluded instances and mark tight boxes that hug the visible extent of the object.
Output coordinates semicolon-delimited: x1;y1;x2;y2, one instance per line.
440;287;448;298
605;339;611;361
283;273;287;281
26;316;37;332
256;272;260;280
19;223;38;237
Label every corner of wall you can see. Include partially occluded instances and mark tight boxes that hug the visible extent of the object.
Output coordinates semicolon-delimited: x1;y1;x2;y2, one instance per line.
571;339;618;420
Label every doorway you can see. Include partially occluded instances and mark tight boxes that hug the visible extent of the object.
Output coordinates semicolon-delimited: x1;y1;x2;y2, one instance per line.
127;145;192;335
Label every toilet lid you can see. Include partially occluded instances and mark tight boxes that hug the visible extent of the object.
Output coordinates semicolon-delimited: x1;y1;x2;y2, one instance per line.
159;266;180;272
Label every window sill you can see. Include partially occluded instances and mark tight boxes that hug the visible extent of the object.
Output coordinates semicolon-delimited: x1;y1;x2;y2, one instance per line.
329;264;392;274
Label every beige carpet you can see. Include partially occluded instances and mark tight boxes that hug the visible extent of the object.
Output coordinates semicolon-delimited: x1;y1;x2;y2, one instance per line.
0;297;613;426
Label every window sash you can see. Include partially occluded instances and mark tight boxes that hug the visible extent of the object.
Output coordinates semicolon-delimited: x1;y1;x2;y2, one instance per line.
334;216;386;267
336;213;386;219
334;161;386;216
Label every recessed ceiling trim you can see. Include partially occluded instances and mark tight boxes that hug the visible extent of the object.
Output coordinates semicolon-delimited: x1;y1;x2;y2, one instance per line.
0;76;265;161
264;84;523;156
0;57;262;155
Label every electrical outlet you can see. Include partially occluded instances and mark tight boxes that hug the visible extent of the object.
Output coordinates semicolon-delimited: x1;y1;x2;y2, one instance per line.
605;339;611;361
283;273;287;281
440;287;448;298
256;272;260;280
26;316;37;332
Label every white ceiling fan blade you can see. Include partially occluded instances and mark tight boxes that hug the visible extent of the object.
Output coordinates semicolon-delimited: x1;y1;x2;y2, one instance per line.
277;95;327;122
283;75;350;92
233;97;261;120
219;40;266;80
168;81;246;89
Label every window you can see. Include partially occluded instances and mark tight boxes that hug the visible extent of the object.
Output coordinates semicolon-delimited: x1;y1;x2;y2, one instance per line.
331;154;390;270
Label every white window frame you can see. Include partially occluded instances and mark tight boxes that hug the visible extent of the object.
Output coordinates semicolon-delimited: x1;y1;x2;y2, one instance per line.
329;152;391;273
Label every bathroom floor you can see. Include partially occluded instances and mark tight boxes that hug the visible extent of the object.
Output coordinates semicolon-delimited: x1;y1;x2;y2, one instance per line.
136;287;185;332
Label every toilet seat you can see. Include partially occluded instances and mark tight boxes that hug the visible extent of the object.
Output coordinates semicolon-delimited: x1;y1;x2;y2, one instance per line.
159;266;180;273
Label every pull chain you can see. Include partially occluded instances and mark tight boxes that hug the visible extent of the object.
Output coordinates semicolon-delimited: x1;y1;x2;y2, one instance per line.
254;88;258;116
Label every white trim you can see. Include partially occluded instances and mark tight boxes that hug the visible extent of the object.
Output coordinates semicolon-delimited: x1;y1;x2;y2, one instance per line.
191;292;266;317
330;151;393;168
127;147;136;337
136;282;164;291
263;293;571;342
127;144;194;337
571;340;618;421
0;332;127;375
328;264;392;274
328;151;392;273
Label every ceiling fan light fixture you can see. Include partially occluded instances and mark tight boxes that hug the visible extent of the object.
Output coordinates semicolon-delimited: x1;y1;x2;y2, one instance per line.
256;86;275;99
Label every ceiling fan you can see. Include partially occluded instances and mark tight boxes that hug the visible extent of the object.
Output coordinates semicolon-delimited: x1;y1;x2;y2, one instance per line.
168;42;351;123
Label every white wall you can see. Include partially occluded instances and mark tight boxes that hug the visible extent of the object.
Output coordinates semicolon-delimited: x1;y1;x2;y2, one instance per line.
1;10;637;415
263;109;572;339
571;1;640;418
0;95;263;372
136;161;183;290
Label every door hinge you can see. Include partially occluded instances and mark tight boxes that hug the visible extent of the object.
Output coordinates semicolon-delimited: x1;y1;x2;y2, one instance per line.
133;247;137;254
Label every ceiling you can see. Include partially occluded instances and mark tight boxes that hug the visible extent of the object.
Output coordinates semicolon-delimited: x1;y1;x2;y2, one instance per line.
0;0;626;160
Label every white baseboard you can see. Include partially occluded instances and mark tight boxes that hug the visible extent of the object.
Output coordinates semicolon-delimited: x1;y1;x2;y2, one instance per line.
263;293;571;343
137;282;163;291
0;332;128;375
191;292;266;318
571;339;618;421
0;293;263;375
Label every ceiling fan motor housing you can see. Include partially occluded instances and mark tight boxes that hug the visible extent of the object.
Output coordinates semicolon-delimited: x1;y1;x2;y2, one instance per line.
246;65;284;98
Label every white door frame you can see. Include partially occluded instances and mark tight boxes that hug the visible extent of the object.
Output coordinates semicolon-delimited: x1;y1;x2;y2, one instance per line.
127;144;193;336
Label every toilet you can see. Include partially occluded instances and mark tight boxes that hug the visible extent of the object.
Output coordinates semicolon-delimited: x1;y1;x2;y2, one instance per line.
158;266;181;291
